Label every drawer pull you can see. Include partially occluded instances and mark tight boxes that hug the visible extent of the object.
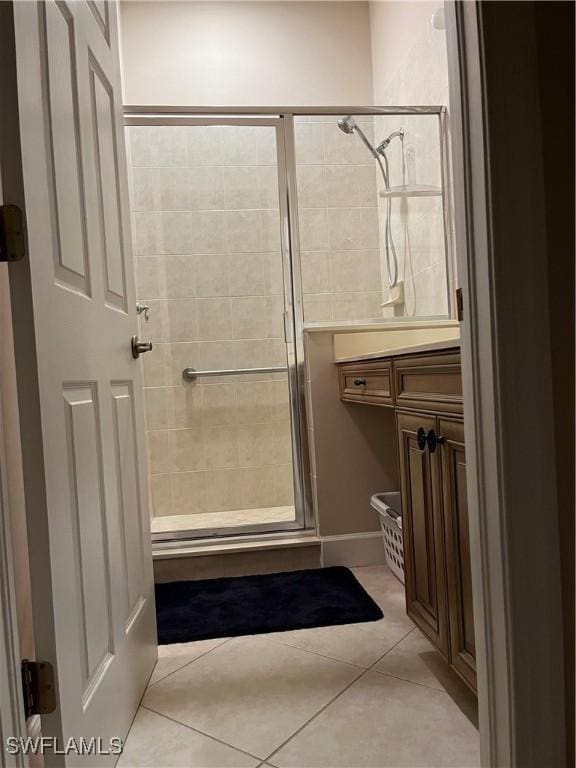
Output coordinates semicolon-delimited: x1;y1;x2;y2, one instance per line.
354;378;367;386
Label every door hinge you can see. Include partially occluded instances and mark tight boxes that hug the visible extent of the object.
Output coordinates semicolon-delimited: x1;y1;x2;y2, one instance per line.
21;660;56;718
0;204;26;262
456;287;464;321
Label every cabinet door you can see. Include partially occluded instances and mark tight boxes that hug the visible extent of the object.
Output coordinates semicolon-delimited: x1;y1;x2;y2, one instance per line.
397;412;449;657
439;419;477;690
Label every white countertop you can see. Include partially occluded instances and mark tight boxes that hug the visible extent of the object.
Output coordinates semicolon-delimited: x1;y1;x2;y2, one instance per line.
335;337;460;364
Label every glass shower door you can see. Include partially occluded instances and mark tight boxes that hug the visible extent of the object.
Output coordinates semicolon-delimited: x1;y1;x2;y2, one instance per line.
126;117;304;539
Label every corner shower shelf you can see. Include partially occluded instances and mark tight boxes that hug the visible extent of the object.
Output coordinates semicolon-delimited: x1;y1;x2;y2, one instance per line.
379;184;442;199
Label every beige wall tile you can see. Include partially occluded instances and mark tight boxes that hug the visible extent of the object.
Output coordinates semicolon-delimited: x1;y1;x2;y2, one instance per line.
145;388;172;430
240;467;277;509
190;211;228;254
171;471;206;515
143;342;172;387
130;167;156;211
128;127;150;167
164;255;196;299
172;428;205;471
299;209;329;251
170;342;200;385
167;299;198;342
196;298;233;341
220;126;259;166
148;430;173;475
325;165;360;207
226;210;263;253
135;256;166;300
296;166;326;208
260;210;281;251
139;299;169;341
201;383;237;427
148;126;187;167
204;426;239;469
258;166;279;208
301;251;330;294
266;295;285;339
236;381;271;424
151;475;172;517
223;166;263;210
294;123;324;164
186;126;223;167
231;297;268;339
171;384;203;428
133;212;161;256
196;253;230;297
189;166;225;210
158;167;190;210
237;423;275;468
228;252;266;296
203;469;243;512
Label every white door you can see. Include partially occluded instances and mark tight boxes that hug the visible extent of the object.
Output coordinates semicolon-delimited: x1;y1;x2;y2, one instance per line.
0;0;156;762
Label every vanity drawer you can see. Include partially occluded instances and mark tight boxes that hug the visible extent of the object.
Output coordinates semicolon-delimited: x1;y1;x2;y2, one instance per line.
338;361;393;405
394;352;463;414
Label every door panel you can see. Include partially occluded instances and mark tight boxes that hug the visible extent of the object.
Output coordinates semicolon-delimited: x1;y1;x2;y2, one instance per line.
439;418;477;690
1;0;156;760
396;412;449;657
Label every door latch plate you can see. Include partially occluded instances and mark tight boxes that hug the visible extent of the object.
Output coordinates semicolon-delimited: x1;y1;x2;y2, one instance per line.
0;205;26;262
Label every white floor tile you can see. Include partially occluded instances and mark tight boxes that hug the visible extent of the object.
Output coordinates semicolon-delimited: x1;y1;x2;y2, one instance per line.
143;635;361;759
374;628;454;690
150;638;229;685
272;671;480;767
263;614;413;668
118;707;259;767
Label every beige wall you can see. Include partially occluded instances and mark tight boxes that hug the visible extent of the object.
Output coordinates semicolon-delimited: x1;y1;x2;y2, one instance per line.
305;331;399;538
120;1;374;106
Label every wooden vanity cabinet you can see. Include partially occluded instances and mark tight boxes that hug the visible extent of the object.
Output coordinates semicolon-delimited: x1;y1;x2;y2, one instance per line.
396;412;450;658
438;419;476;690
338;349;477;692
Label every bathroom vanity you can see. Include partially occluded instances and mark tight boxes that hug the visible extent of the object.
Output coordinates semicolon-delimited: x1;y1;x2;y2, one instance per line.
336;343;477;693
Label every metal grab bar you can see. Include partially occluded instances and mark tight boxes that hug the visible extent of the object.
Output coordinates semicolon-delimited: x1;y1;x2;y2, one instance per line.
183;366;287;382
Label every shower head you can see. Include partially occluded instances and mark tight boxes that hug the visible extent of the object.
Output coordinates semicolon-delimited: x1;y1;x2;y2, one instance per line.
337;116;357;135
337;115;379;159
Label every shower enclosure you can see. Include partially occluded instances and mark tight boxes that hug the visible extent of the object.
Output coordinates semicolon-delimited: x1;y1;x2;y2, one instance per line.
124;107;452;543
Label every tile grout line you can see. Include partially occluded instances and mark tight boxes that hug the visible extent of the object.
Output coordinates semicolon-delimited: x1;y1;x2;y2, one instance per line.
258;634;368;670
139;703;264;763
371;666;448;693
261;625;417;765
147;637;232;687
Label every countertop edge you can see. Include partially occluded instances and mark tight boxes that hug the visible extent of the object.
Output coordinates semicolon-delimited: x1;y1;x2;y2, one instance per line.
334;338;461;364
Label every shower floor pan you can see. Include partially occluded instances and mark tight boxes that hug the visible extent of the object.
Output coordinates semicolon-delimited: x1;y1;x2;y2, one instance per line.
151;505;296;534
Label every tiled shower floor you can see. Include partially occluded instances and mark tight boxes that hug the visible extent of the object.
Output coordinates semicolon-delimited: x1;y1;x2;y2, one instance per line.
151;505;295;533
120;566;479;767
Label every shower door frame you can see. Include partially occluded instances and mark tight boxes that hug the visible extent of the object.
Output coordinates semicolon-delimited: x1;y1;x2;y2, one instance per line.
124;105;453;544
124;111;313;541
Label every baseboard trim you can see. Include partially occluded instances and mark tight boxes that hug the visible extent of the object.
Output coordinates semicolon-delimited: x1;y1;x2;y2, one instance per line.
321;531;386;568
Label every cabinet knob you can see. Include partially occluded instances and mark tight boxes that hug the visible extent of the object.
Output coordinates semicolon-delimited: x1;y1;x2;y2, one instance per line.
416;427;427;450
353;378;366;386
427;430;446;453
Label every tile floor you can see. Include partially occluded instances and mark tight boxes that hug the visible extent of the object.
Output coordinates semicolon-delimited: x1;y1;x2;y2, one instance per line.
120;566;480;768
151;506;295;533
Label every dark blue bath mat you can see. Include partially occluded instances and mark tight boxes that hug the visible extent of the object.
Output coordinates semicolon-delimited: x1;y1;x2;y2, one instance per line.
155;566;383;644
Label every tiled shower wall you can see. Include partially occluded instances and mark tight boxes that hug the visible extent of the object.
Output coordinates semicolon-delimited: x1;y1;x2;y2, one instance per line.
373;18;451;318
294;116;384;323
127;125;294;521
